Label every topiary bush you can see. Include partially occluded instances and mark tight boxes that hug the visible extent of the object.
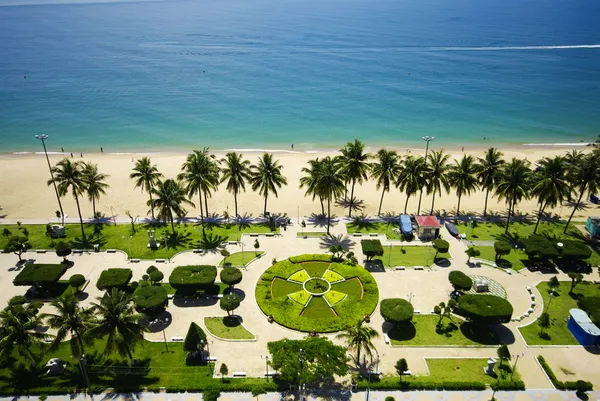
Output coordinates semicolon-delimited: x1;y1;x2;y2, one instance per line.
149;270;164;284
220;267;243;288
13;264;67;289
55;241;72;262
169;265;217;296
69;274;86;293
380;298;414;324
457;294;513;324
96;268;133;291
494;241;511;260
132;285;168;315
448;271;473;292
522;236;559;260
432;239;449;257
361;239;384;261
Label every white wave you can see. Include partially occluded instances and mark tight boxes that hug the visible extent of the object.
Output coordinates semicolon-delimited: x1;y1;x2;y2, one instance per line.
522;143;592;146
433;45;600;51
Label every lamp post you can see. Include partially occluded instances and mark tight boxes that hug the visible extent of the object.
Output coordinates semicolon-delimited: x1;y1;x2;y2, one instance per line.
263;355;270;381
122;235;132;259
299;348;304;401
510;352;525;380
408;292;413;303
388;244;392;268
241;242;245;268
162;316;169;353
35;134;65;225
545;292;555;313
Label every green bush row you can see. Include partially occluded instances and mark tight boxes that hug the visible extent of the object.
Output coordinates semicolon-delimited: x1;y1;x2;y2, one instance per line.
537;356;593;391
13;264;67;286
96;268;132;291
288;254;332;263
356;378;524;391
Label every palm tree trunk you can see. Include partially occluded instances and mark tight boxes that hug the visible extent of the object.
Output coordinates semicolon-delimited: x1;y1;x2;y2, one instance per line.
534;200;548;234
417;190;423;215
170;211;175;234
327;196;331;235
430;191;437;215
356;346;361;366
565;185;586;233
198;191;205;238
204;190;210;218
404;193;410;214
320;196;325;217
234;191;239;217
483;188;490;217
505;199;512;234
377;189;385;216
74;329;85;356
74;193;86;241
149;191;155;219
92;197;97;219
263;194;268;215
455;193;462;223
126;344;135;365
348;179;356;217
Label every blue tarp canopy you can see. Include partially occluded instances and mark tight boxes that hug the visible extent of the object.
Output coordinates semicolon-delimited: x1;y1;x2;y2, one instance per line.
400;215;413;237
445;222;459;237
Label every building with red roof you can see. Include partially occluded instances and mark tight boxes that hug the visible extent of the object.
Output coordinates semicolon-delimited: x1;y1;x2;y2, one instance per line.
414;215;441;239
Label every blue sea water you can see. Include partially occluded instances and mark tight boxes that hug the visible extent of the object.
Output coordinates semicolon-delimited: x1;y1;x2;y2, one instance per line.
0;0;599;153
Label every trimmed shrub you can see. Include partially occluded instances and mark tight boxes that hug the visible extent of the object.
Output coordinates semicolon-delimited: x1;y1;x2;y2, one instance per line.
361;239;384;261
494;241;511;260
183;322;208;352
69;274;86;293
220;293;241;316
149;270;164;284
432;239;449;256
169;265;217;296
522;236;559;260
288;254;332;263
220;267;243;288
8;295;27;306
537;356;593;391
146;265;158;274
560;241;592;261
457;294;513;324
380;298;414;324
448;271;472;292
55;241;72;261
132;285;168;314
96;268;133;291
13;264;67;288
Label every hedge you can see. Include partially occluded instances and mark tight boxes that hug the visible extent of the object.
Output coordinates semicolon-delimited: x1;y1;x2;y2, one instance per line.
494;241;511;259
361;239;384;260
537;356;593;391
448;271;472;291
220;268;243;287
380;298;414;324
13;264;67;287
522;236;559;260
68;274;86;291
457;294;513;324
132;285;168;314
560;241;592;261
288;254;332;263
169;265;217;296
96;268;133;291
432;239;449;255
356;377;524;391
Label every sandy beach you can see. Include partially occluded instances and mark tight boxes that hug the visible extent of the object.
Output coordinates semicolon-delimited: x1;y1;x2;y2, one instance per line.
0;144;597;222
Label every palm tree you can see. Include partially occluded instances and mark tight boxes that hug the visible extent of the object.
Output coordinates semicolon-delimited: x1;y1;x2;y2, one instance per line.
426;150;451;215
150;179;194;234
448;155;479;221
178;149;216;235
530;156;570;233
372;149;401;216
564;151;600;233
0;305;49;364
315;157;345;234
81;162;109;218
300;158;327;217
48;159;87;240
250;153;288;215
43;294;92;358
495;158;531;233
396;156;427;214
339;140;372;217
86;288;146;364
336;319;379;365
475;148;505;217
130;157;163;219
220;152;251;217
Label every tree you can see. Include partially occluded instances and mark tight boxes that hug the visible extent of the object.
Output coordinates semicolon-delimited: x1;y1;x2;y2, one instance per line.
432;239;449;259
267;337;349;387
380;299;414;324
48;159;88;240
395;358;408;381
150;179;194;234
339;139;372;217
548;276;560;291
436;300;456;326
81;162;109;218
458;294;513;324
183;322;207;353
220;293;241;316
494;241;511;260
0;305;48;364
125;210;137;233
564;151;600;233
43;294;92;358
568;272;583;294
448;155;479;221
219;363;228;382
361;239;384;261
329;244;346;260
220;152;251;217
497;345;511;367
220;267;242;288
250;153;288;215
300;158;326;216
495;158;531;233
426;150;451;214
448;271;473;292
465;247;480;263
396;156;427;214
251;384;267;400
530;156;570;233
86;288;146;364
130;157;163;219
149;270;164;284
336;319;379;365
372;149;401;216
2;228;11;238
254;238;260;255
4;235;29;262
538;312;551;336
475;148;505;217
315;156;345;234
55;240;71;262
69;274;86;293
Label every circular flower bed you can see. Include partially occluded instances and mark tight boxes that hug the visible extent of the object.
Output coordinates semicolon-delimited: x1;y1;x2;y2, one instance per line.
255;254;379;332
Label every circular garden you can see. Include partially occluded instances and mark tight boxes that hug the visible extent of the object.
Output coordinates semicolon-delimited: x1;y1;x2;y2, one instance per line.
255;254;379;332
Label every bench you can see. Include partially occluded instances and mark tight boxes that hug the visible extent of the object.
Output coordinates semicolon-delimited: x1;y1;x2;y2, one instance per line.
353;233;362;237
250;234;259;237
193;249;204;254
265;371;279;377
383;333;390;344
171;336;184;342
414;266;424;270
207;357;217;362
155;259;166;263
394;266;405;270
401;370;412;376
73;250;83;254
107;249;117;253
414;310;421;314
130;259;140;263
36;250;46;254
266;233;275;237
369;233;378;237
232;372;247;377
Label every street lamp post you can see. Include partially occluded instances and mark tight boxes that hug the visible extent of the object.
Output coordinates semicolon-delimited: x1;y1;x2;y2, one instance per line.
241;242;245;268
35;134;65;225
122;235;132;259
545;292;555;313
162;317;169;353
510;352;525;380
264;355;270;381
298;348;304;401
408;292;413;303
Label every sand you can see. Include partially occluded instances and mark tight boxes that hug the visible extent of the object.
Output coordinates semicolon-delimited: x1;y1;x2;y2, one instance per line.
0;144;597;222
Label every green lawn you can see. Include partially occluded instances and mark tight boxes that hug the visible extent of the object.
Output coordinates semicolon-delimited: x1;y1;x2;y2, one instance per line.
388;314;500;346
301;261;331;277
219;251;264;266
474;246;527;271
426;358;520;383
301;296;334;318
0;222;277;260
457;221;583;242
159;282;228;296
519;281;600;345
296;232;328;238
331;277;363;298
346;221;403;240
375;246;450;267
271;278;302;297
204;317;255;340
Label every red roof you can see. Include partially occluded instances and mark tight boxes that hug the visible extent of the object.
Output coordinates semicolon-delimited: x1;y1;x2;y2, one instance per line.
415;215;441;228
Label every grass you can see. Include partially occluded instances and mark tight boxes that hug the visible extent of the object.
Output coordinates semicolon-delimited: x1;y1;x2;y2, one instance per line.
0;222;278;260
219;251;264;266
296;232;328;238
375;246;450;267
288;269;310;283
159;282;228;296
289;290;311;306
323;270;344;283
346;221;403;240
331;277;363;298
204;317;255;340
388;315;500;346
457;221;583;242
301;296;334;318
301;261;330;277
426;358;520;383
324;290;346;306
519;280;600;345
271;278;302;298
474;246;528;271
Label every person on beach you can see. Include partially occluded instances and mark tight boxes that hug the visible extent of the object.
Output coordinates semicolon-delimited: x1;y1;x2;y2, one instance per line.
291;144;294;149
70;153;73;158
80;153;83;157
61;147;64;153
101;147;103;152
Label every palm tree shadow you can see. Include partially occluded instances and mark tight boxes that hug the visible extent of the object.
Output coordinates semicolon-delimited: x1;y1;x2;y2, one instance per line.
70;234;108;249
335;197;365;215
380;212;400;223
346;216;377;231
320;234;355;250
197;232;228;251
166;230;193;250
307;213;332;229
233;213;255;230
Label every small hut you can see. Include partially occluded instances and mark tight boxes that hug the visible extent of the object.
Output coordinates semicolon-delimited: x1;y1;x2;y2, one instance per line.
414;216;441;239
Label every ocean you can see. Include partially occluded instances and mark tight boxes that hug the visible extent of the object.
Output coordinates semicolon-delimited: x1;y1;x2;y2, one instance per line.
0;0;599;153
